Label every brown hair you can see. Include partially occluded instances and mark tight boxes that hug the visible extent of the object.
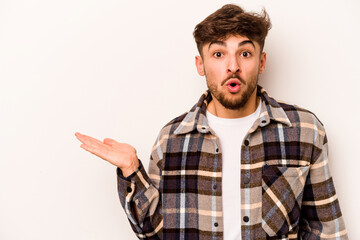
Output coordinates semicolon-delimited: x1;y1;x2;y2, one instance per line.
193;4;271;55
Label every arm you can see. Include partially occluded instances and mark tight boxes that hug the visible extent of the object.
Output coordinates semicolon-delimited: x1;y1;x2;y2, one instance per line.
299;132;348;239
117;157;163;239
75;132;163;239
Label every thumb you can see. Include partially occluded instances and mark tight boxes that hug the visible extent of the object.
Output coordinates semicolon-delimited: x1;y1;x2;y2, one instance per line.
103;138;136;153
103;138;117;146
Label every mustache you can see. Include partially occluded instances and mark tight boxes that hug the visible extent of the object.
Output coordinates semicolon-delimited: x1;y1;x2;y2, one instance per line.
221;73;246;86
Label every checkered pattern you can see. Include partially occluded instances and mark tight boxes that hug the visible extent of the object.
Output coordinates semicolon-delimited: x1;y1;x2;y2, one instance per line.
117;85;348;240
262;165;310;237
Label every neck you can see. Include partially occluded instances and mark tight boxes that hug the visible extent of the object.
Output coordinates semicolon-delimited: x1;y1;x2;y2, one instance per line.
207;89;260;119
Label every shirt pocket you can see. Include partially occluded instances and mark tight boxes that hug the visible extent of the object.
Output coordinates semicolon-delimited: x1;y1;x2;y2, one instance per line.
261;164;310;238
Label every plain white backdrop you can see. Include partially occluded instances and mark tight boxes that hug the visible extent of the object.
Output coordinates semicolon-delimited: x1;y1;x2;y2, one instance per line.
1;0;359;239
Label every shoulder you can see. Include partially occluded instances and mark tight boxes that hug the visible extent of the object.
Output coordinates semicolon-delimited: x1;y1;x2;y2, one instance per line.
259;86;325;132
267;98;330;163
273;99;328;149
277;99;325;129
156;111;189;138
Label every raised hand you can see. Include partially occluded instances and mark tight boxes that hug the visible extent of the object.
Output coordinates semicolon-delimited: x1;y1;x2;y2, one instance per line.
75;132;139;177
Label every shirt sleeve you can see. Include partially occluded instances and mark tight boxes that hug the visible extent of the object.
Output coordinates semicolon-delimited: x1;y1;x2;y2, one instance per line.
299;130;348;239
117;138;163;239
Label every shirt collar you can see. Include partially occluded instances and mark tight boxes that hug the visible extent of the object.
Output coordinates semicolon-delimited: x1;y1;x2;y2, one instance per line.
174;85;292;135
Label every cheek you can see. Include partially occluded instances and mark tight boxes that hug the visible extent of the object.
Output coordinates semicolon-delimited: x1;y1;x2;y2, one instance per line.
243;61;260;74
205;69;223;84
204;62;223;77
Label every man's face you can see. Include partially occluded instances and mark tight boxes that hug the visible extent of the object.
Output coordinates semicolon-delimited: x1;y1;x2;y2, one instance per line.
195;35;266;110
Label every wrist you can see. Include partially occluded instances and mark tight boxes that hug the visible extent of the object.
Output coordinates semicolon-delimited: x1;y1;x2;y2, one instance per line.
121;158;140;178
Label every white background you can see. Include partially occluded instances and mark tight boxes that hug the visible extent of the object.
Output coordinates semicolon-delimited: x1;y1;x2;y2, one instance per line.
1;0;359;239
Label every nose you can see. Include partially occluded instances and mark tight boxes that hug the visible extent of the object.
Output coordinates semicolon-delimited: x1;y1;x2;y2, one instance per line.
227;55;240;73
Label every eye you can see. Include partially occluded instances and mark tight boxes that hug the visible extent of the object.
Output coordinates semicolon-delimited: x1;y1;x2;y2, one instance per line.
213;52;223;58
241;51;251;57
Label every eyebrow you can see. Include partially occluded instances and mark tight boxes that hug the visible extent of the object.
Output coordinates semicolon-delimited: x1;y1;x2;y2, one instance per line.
208;40;226;50
239;40;255;49
208;40;256;50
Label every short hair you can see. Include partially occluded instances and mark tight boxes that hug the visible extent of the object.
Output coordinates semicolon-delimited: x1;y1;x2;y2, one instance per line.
193;4;272;56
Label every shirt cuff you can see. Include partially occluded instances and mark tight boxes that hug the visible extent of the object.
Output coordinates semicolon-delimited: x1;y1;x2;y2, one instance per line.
116;159;143;181
117;159;152;200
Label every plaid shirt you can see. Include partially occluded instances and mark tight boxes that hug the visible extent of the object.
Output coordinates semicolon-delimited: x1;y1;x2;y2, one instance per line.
117;85;348;240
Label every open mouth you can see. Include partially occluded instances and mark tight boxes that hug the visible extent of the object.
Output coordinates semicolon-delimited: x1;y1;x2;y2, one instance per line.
226;79;241;93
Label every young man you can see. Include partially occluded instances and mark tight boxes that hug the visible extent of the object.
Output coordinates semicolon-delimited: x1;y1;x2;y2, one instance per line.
75;4;348;240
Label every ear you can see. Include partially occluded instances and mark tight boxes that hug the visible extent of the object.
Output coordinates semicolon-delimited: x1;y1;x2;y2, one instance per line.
195;55;205;76
259;52;267;74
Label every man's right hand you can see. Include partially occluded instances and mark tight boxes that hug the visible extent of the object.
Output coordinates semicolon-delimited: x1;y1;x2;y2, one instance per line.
75;132;139;177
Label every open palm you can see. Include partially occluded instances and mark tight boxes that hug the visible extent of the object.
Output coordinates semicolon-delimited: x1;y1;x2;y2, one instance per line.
75;132;139;177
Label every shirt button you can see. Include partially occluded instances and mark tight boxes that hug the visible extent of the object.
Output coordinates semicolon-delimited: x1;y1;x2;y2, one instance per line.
243;216;249;222
214;222;218;227
126;187;132;193
213;184;217;190
243;177;250;184
215;148;219;153
244;140;249;146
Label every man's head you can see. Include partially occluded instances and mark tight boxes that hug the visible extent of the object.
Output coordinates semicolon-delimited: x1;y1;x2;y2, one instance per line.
193;4;271;114
193;4;271;56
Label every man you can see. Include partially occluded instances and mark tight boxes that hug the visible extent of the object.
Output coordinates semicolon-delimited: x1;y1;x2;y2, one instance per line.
75;4;348;240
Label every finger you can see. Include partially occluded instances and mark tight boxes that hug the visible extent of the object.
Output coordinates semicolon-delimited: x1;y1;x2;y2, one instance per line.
103;138;119;146
76;133;110;157
75;132;103;145
75;132;103;144
103;138;129;152
80;142;110;161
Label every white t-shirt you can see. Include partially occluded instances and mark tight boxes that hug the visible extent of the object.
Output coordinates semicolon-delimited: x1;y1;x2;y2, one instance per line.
206;100;261;240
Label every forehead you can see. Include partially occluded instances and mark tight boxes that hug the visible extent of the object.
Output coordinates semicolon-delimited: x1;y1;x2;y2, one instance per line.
204;34;259;50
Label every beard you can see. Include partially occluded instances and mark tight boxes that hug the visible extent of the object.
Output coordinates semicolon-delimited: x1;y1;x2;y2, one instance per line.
207;73;259;110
